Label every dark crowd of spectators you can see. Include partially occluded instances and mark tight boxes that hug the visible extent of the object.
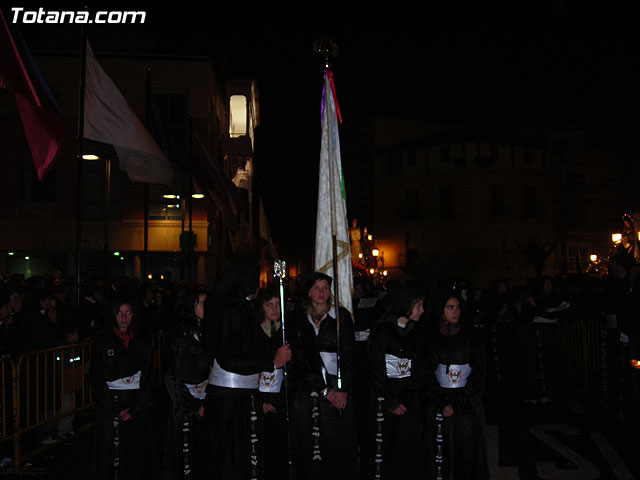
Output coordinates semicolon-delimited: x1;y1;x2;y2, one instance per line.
0;272;191;360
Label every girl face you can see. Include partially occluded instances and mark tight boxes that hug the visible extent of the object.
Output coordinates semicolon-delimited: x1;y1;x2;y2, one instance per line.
443;297;461;324
116;303;134;331
309;279;330;307
263;297;281;323
409;300;424;321
194;293;206;321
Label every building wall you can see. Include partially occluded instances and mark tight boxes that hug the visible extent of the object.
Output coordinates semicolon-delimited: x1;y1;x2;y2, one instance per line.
369;116;628;291
0;45;258;287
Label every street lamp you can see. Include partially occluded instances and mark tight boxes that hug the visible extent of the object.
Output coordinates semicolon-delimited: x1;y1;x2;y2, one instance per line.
612;233;622;244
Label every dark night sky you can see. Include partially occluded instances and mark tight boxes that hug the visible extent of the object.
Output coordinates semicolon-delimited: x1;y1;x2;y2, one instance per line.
13;2;640;252
199;4;640;249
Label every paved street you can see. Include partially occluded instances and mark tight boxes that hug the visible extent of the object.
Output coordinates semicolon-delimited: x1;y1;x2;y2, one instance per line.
2;382;638;479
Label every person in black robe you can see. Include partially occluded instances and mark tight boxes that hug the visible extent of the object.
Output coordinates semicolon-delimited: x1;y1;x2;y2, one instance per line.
290;272;356;480
350;276;382;477
90;298;153;480
521;276;572;404
204;259;292;480
424;292;489;480
163;288;210;480
254;286;292;480
367;286;427;480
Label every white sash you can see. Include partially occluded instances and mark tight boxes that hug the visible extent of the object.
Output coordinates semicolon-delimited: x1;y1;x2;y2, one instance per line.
533;316;558;324
185;380;208;399
106;370;141;390
319;351;338;376
385;354;412;378
435;364;472;388
208;359;260;389
259;369;284;393
354;329;370;342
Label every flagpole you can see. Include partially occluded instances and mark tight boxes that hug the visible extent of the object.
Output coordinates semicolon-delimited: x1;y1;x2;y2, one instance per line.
188;173;193;282
75;23;87;310
328;117;342;391
103;155;111;279
324;60;342;392
143;68;151;279
143;183;149;278
314;36;344;393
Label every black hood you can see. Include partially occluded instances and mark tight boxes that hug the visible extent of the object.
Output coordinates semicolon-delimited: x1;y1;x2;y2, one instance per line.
383;286;419;319
212;258;259;308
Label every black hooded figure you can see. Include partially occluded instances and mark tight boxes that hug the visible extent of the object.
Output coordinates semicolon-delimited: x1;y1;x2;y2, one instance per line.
203;258;291;480
366;286;427;480
289;272;357;480
90;298;153;480
163;288;210;480
424;291;489;480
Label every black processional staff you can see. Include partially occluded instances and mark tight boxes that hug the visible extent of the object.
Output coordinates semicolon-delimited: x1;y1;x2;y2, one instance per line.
274;260;294;480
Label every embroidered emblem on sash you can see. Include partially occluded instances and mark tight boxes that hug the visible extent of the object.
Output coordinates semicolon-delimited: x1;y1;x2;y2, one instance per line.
396;359;411;376
261;372;276;386
448;367;462;384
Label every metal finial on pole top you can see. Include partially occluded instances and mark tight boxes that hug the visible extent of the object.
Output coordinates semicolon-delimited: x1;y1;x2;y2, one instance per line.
313;35;338;69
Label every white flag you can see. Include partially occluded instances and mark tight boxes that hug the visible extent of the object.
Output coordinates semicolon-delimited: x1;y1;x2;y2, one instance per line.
314;69;353;316
84;41;173;187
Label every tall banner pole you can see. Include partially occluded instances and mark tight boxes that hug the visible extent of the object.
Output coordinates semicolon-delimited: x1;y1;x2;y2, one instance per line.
313;36;353;396
75;24;87;310
274;260;294;480
328;137;342;391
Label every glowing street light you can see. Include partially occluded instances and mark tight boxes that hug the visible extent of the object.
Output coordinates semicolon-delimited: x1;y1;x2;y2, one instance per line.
589;254;598;262
612;233;622;244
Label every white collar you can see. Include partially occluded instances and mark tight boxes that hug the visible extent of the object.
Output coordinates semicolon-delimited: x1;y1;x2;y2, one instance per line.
307;312;327;335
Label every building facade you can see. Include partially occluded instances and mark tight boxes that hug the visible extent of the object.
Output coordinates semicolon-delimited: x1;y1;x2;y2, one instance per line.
365;115;631;290
0;40;260;288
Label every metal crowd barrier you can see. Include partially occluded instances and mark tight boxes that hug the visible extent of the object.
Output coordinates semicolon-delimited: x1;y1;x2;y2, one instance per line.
559;318;606;388
0;332;166;475
0;321;610;473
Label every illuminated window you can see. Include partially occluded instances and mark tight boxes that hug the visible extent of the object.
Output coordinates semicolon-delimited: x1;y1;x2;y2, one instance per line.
229;95;247;137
